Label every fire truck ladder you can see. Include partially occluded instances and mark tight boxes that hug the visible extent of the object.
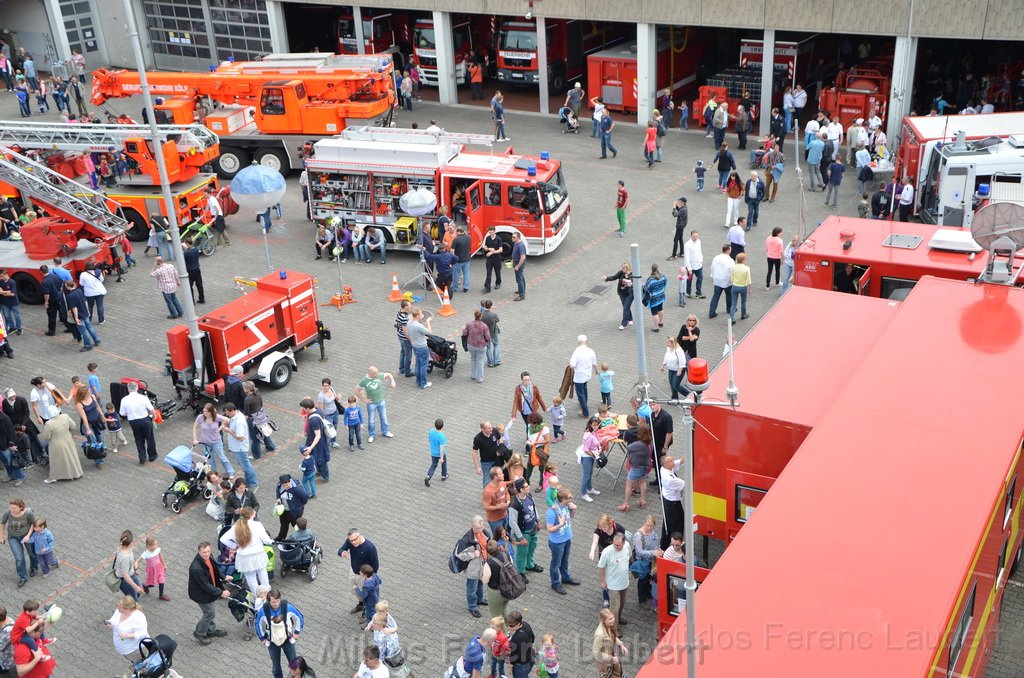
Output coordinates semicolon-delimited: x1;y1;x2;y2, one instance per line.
0;122;220;155
341;126;496;149
0;146;130;236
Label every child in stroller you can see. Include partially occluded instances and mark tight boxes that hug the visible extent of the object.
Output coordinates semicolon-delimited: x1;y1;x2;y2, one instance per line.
558;106;580;134
426;334;458;379
161;445;212;514
126;634;180;677
277;517;324;581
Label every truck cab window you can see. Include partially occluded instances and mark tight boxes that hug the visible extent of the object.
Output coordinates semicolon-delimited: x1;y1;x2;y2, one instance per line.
485;183;501;206
833;263;865;294
508;185;526;209
261;88;285;116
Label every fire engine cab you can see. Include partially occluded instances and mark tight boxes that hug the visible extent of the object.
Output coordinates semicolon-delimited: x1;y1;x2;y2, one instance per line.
305;127;570;257
793;216;998;299
166;270;329;409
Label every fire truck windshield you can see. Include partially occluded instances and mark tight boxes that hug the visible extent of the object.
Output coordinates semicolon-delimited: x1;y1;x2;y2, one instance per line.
501;30;537;51
415;28;436;49
539;169;567;214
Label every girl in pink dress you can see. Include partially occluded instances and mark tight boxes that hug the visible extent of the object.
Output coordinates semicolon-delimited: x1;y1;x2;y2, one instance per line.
141;536;170;601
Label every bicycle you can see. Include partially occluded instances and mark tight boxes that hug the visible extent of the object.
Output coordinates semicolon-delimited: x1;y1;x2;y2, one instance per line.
180;218;217;256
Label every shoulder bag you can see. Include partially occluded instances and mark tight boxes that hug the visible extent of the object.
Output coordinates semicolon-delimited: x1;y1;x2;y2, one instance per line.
104;556;121;592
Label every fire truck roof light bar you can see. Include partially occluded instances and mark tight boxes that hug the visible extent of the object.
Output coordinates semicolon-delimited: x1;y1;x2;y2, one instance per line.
0;122;221;153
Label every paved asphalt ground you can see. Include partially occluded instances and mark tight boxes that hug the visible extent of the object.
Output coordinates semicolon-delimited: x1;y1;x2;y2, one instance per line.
0;87;1021;678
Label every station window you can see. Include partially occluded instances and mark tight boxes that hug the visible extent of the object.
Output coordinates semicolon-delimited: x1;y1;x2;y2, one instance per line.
260;89;285;116
484;183;501;206
734;484;768;524
948;582;976;677
1005;477;1017;530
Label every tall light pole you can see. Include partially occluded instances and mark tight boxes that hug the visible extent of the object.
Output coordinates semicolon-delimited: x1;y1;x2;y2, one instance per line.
121;0;205;382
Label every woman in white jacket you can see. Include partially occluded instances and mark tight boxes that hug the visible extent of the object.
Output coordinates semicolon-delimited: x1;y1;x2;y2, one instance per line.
220;506;274;593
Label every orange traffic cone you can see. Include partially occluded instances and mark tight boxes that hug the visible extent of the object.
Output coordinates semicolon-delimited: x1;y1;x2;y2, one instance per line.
388;273;404;302
437;287;456;317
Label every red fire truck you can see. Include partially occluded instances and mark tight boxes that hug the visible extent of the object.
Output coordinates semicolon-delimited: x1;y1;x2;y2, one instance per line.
411;16;494;87
817;60;892;128
645;276;1024;676
166;270;329;408
336;9;411;69
304;127;570;258
793;216;998;299
496;19;626;91
586;29;707;114
691;285;900;543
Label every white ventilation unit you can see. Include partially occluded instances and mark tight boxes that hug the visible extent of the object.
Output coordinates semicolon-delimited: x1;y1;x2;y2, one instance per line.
928;228;983;253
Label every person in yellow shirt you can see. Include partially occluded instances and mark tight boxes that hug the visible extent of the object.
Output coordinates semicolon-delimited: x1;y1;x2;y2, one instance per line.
729;252;751;324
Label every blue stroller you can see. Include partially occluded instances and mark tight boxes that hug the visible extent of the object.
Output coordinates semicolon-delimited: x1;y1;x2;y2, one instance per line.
558;106;580;134
161;445;211;513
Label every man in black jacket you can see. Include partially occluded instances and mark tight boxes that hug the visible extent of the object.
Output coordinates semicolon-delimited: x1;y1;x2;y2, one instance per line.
507;610;535;678
39;265;72;337
187;541;230;645
769;108;786;151
224;366;245;411
670;198;688;259
870;183;891;220
182;238;205;304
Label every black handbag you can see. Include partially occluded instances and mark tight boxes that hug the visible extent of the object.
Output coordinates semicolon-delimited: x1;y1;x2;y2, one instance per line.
596;452;609;468
383;649;406;668
8;448;24;470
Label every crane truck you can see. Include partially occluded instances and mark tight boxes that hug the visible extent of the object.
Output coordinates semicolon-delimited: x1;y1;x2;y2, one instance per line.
90;52;399;179
0;120;219;241
0;146;126;304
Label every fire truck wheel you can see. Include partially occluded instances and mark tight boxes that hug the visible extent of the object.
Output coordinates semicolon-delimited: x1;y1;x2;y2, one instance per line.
121;208;149;242
255;149;288;176
550;66;566;93
268;359;293;389
498;233;515;261
11;273;43;305
214;149;250;180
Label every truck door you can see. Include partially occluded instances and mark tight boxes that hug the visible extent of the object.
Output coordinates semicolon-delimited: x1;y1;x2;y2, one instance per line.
463;180;485;247
858;265;872;296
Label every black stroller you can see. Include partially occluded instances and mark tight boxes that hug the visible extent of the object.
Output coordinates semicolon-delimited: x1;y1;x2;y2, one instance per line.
558;106;580;134
426;334;458;379
277;536;324;581
127;634;179;677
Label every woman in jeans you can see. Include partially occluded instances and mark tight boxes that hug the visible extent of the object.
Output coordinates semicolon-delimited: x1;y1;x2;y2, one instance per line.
314;379;340;448
73;386;105;469
192;403;234;477
661;337;687;400
578;416;601;502
631;515;664;608
461;311;492;384
602;263;634;331
115;530;145;601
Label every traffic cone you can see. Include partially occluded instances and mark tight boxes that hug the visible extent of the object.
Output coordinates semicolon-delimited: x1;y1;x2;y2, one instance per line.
387;273;404;302
437;287;456;317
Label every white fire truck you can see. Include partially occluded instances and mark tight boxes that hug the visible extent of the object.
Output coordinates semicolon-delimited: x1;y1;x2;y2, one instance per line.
304;127;571;257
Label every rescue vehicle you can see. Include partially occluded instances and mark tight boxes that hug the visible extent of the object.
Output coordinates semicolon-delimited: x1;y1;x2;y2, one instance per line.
496;18;627;91
644;276;1024;677
0;146;125;304
304;127;570;258
336;10;411;69
166;270;330;410
793;216;1001;299
411;16;494;87
0;121;219;241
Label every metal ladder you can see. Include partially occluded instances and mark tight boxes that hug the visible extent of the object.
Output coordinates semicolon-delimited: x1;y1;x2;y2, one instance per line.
0;122;220;155
0;146;130;235
341;126;496;149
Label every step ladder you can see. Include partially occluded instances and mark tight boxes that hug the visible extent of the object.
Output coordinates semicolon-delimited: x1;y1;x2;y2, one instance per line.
0;146;130;236
341;126;496;149
0;122;220;155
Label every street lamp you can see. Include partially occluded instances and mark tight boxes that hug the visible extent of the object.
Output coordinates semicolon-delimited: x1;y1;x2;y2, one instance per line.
230;162;286;272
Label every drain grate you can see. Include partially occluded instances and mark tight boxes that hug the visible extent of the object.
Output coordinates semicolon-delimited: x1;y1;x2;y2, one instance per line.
589;286;609;295
572;296;593;306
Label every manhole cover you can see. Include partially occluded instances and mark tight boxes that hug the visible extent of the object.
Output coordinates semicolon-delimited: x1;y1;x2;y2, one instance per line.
572;296;592;306
589;286;608;295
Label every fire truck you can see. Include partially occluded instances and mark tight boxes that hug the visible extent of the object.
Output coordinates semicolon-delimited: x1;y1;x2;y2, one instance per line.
167;270;330;409
305;127;570;257
791;216;1007;298
0;121;218;243
496;19;626;91
645;276;1024;676
412;16;494;87
90;53;399;179
898;111;1024;221
817;60;891;128
586;28;707;114
336;9;411;70
0;146;125;304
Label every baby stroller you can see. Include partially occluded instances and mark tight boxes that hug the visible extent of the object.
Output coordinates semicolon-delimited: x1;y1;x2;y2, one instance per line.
426;334;458;379
161;445;212;513
277;536;324;581
127;634;180;677
226;580;259;641
558;106;580;134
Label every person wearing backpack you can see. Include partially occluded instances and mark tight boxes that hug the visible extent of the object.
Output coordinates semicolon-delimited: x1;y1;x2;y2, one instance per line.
254;589;303;678
507;478;543;581
455;517;492;618
483;539;524;621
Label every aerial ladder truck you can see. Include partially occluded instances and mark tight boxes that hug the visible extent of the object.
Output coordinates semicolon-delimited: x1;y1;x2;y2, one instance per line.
0;120;220;241
90;52;399;179
0;146;128;304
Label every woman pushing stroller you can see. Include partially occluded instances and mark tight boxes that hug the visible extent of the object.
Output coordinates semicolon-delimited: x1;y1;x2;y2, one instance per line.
220;507;274;595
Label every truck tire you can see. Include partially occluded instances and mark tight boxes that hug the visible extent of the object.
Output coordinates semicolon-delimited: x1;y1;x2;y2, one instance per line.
12;272;43;305
550;65;566;93
214;148;250;180
498;233;514;260
268;359;293;389
122;208;149;242
255;148;288;175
